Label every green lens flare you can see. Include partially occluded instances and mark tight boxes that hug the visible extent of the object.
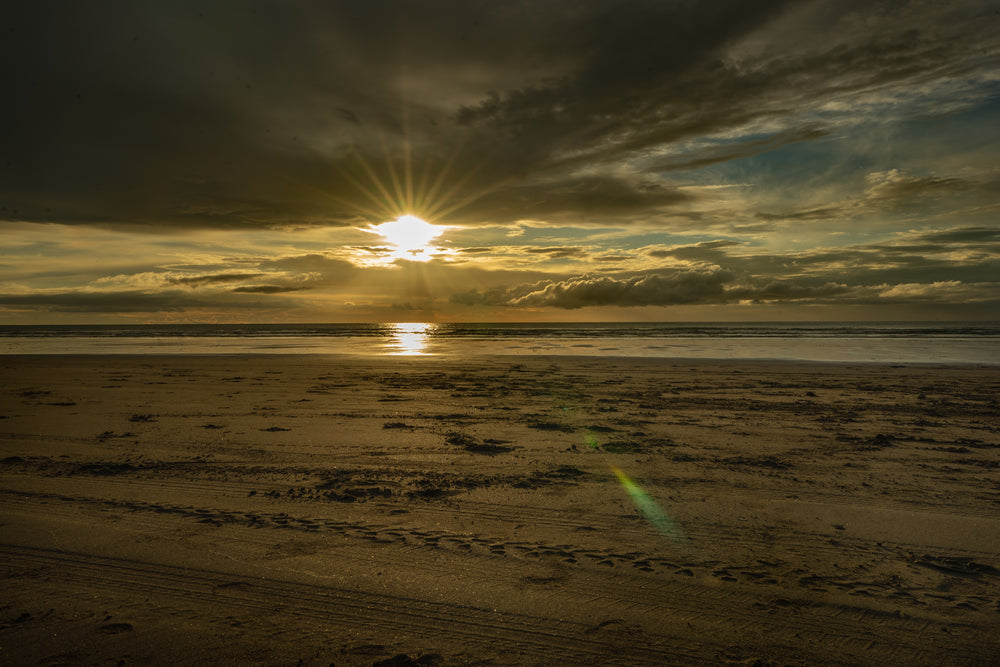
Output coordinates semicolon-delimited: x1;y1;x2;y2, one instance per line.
610;466;689;545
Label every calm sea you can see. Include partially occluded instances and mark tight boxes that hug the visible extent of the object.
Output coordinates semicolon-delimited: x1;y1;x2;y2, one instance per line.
0;322;997;363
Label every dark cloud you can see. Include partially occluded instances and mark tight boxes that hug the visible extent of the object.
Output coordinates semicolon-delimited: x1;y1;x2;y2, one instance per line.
3;1;994;229
647;126;831;172
452;266;997;310
231;284;308;294
167;273;264;287
728;222;777;234
524;247;588;259
641;226;1000;283
911;226;1000;245
450;269;859;309
453;175;693;225
0;290;288;313
755;207;843;222
337;108;361;125
864;170;976;208
390;302;426;312
258;254;357;279
453;269;735;309
451;224;1000;309
647;240;742;260
727;280;851;302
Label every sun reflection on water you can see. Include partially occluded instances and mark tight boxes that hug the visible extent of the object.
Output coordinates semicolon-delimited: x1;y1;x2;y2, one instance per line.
386;322;435;355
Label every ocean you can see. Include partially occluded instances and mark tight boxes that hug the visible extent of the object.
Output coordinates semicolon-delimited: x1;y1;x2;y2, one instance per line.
0;322;997;363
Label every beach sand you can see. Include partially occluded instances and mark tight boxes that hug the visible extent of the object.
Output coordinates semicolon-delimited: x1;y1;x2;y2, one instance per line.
1;354;998;665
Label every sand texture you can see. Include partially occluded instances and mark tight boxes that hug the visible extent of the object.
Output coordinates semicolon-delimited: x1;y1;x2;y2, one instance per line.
1;355;998;665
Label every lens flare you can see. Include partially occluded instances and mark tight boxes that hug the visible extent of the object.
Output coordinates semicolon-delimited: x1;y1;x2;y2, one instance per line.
581;429;690;549
609;465;689;545
535;389;691;551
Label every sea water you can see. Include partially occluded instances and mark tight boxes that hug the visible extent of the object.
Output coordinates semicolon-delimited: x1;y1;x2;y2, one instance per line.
0;322;997;364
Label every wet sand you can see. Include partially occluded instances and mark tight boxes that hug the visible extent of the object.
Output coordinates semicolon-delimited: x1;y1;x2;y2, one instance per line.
1;354;998;665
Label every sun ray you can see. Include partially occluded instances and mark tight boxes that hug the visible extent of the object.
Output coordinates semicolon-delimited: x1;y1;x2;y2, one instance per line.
423;161;522;223
333;162;395;220
328;118;499;234
266;161;390;226
413;152;436;215
402;107;415;213
425;172;515;221
350;146;404;220
404;143;414;213
418;152;461;217
378;134;409;219
414;130;478;218
421;161;490;219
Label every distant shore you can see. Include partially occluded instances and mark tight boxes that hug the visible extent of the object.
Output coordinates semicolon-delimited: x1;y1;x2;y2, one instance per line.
2;355;998;665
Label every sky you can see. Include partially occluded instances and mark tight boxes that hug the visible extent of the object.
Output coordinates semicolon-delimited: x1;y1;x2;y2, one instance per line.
1;0;998;323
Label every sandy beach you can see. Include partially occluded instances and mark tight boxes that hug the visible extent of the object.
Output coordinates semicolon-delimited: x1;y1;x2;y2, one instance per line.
1;354;998;666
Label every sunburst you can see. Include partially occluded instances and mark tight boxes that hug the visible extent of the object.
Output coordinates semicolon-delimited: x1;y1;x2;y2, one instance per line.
365;214;447;262
317;111;516;244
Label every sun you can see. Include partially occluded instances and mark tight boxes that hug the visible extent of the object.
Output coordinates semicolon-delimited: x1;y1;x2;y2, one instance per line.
368;215;448;262
373;215;443;253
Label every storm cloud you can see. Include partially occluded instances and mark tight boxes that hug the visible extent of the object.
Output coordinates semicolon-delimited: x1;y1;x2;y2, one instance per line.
3;1;996;229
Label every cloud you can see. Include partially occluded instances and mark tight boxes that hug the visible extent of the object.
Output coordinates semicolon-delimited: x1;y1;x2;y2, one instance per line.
864;170;974;208
0;290;290;313
524;247;588;259
646;126;831;172
451;268;865;310
728;280;851;302
3;2;994;231
231;284;308;294
91;270;315;293
911;226;1000;245
867;280;1000;304
2;2;998;322
450;266;1000;311
727;222;776;234
647;240;742;261
453;269;735;309
454;1;996;181
166;255;358;293
167;273;265;287
453;175;693;225
450;222;1000;310
258;254;358;281
755;207;843;222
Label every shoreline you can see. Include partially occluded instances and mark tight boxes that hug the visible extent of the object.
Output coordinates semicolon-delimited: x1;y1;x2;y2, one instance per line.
2;321;997;364
4;351;998;367
2;355;998;665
